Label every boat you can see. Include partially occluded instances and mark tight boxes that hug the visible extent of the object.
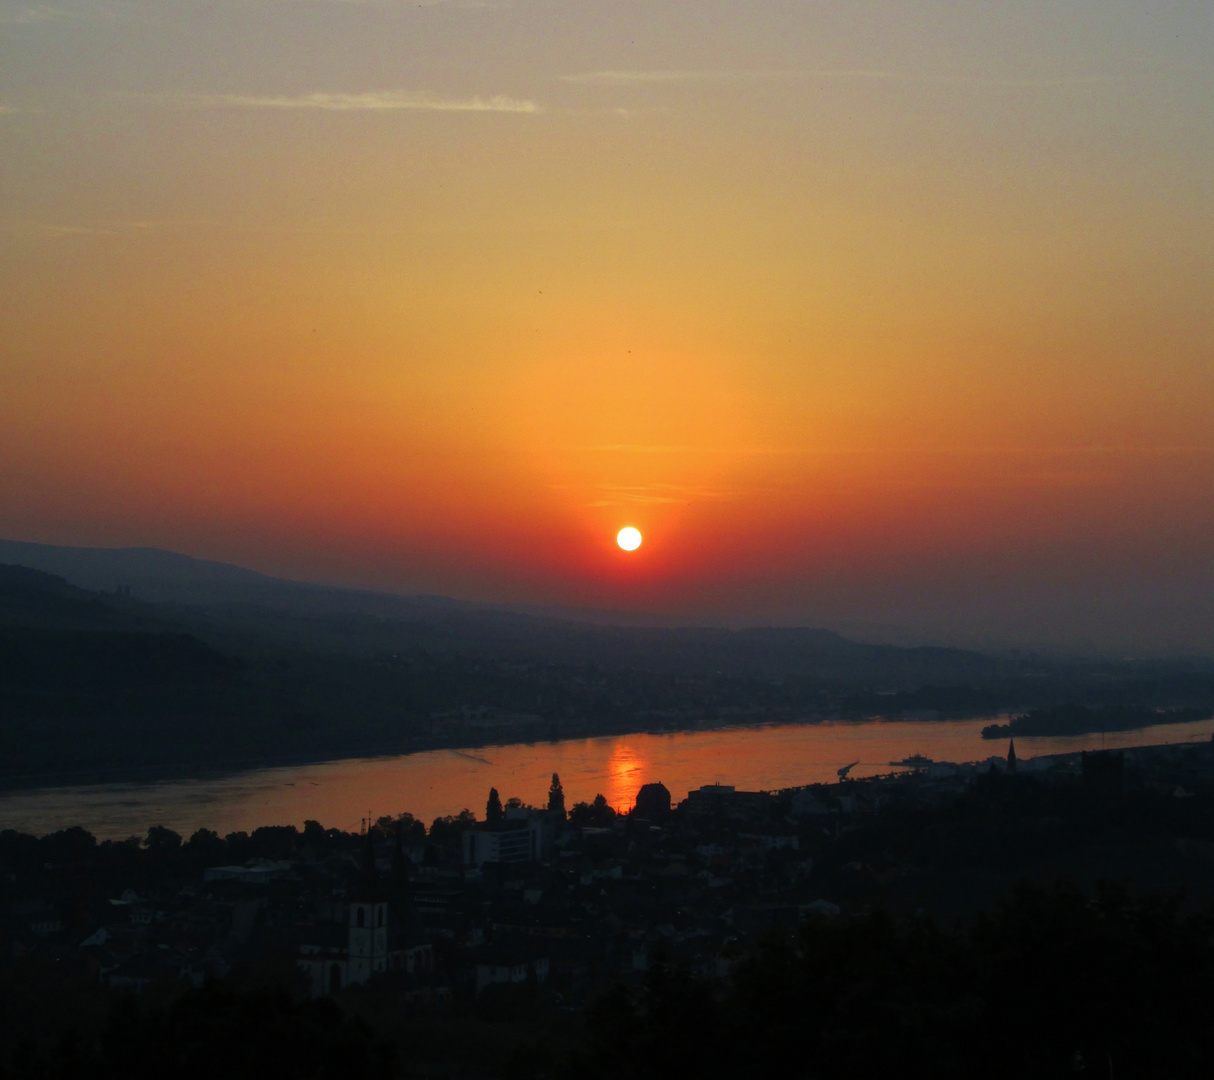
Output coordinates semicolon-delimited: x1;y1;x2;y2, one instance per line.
892;754;934;767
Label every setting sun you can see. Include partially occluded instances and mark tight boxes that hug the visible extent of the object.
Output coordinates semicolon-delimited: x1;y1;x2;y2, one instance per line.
617;527;642;552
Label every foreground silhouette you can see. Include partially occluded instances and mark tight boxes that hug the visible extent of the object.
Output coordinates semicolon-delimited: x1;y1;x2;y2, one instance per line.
571;882;1214;1080
1;985;394;1080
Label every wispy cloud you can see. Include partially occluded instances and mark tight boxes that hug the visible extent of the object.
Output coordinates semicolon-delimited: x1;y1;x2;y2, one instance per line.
313;0;510;7
581;483;732;507
585;444;1214;457
38;224;121;237
200;90;539;113
4;219;199;239
563;68;1115;90
563;68;903;87
562;70;720;86
0;4;68;25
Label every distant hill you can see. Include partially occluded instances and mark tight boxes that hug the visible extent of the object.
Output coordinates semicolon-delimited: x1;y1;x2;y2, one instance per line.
0;538;398;610
1;542;1212;786
0;540;1000;685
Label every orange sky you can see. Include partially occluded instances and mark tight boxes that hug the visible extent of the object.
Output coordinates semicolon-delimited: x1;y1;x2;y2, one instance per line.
1;2;1212;652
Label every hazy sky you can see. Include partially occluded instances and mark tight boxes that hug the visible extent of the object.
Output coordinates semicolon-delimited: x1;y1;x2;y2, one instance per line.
1;1;1212;653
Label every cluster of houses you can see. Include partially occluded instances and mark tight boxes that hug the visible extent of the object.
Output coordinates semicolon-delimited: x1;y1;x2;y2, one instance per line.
4;738;1214;1007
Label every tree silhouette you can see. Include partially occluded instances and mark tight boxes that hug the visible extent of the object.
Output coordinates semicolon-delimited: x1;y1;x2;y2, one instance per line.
577;882;1214;1080
569;793;616;828
486;787;504;825
144;825;182;856
548;772;566;815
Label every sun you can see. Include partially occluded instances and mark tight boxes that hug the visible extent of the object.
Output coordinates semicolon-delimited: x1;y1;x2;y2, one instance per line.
616;527;642;552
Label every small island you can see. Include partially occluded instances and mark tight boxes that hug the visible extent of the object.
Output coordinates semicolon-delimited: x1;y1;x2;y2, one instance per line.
982;704;1213;740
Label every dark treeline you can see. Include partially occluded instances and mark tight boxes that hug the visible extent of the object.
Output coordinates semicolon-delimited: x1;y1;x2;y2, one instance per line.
4;884;1213;1079
1;987;396;1080
0;799;613;878
983;703;1213;739
0;816;440;875
575;883;1214;1080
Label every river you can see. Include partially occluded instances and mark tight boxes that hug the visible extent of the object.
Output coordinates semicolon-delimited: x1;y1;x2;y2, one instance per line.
3;716;1213;840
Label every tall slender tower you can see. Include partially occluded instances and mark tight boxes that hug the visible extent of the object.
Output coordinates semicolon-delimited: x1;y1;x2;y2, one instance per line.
347;832;388;984
1007;738;1017;773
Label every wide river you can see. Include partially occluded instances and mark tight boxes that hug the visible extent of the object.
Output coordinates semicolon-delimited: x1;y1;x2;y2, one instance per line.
3;717;1213;841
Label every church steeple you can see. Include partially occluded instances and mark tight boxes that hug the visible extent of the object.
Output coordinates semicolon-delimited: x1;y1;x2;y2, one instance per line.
1007;737;1017;773
356;829;381;900
390;820;410;885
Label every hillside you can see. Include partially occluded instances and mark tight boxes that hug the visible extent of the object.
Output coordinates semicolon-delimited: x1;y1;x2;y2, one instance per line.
0;547;1212;787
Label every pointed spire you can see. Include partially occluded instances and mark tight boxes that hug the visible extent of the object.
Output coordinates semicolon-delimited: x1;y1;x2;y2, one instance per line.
390;820;409;884
1007;737;1017;773
356;829;380;899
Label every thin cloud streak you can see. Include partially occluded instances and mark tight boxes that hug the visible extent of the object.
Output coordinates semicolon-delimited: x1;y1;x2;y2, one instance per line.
0;4;68;24
563;68;1116;89
585;444;1214;457
581;483;733;507
563;70;720;85
200;91;539;113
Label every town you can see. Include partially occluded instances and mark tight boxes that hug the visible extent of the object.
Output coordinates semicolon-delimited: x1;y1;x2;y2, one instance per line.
5;737;1214;1075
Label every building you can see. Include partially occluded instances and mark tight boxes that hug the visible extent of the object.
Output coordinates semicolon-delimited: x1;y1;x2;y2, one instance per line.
299;898;387;997
298;833;434;997
634;781;672;819
462;813;547;868
203;861;291;885
474;938;550;995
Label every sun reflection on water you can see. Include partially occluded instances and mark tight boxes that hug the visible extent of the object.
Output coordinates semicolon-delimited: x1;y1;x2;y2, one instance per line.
607;742;647;812
6;717;1214;840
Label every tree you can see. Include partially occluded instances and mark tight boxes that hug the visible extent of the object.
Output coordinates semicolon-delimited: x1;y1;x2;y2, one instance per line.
40;826;97;865
429;809;476;845
576;882;1214;1080
569;794;616;829
33;985;396;1079
486;787;504;824
186;828;225;858
144;825;182;856
548;772;566;816
373;812;424;842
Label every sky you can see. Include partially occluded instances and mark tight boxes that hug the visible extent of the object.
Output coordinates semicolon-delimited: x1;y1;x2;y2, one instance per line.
1;1;1212;654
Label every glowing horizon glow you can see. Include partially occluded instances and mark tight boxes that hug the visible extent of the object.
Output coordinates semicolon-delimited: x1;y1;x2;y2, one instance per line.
617;527;643;552
1;2;1212;652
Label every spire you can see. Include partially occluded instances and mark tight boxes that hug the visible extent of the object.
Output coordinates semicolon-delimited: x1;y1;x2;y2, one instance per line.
1007;737;1017;773
356;829;380;899
390;821;409;884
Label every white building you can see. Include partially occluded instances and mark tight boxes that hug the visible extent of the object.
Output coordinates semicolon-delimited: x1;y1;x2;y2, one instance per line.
475;952;549;995
298;899;434;998
462;815;547;868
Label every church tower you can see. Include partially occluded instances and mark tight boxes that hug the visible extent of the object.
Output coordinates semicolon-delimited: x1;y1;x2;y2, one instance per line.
1007;737;1017;773
347;832;389;984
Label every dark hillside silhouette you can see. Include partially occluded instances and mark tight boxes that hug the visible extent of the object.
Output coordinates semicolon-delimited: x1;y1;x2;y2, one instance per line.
0;557;1211;786
579;884;1214;1080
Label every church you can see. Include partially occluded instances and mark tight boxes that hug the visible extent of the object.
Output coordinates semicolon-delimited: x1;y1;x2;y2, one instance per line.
298;833;433;998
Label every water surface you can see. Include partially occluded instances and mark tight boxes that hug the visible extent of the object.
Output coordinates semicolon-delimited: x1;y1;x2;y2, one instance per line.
3;717;1212;840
